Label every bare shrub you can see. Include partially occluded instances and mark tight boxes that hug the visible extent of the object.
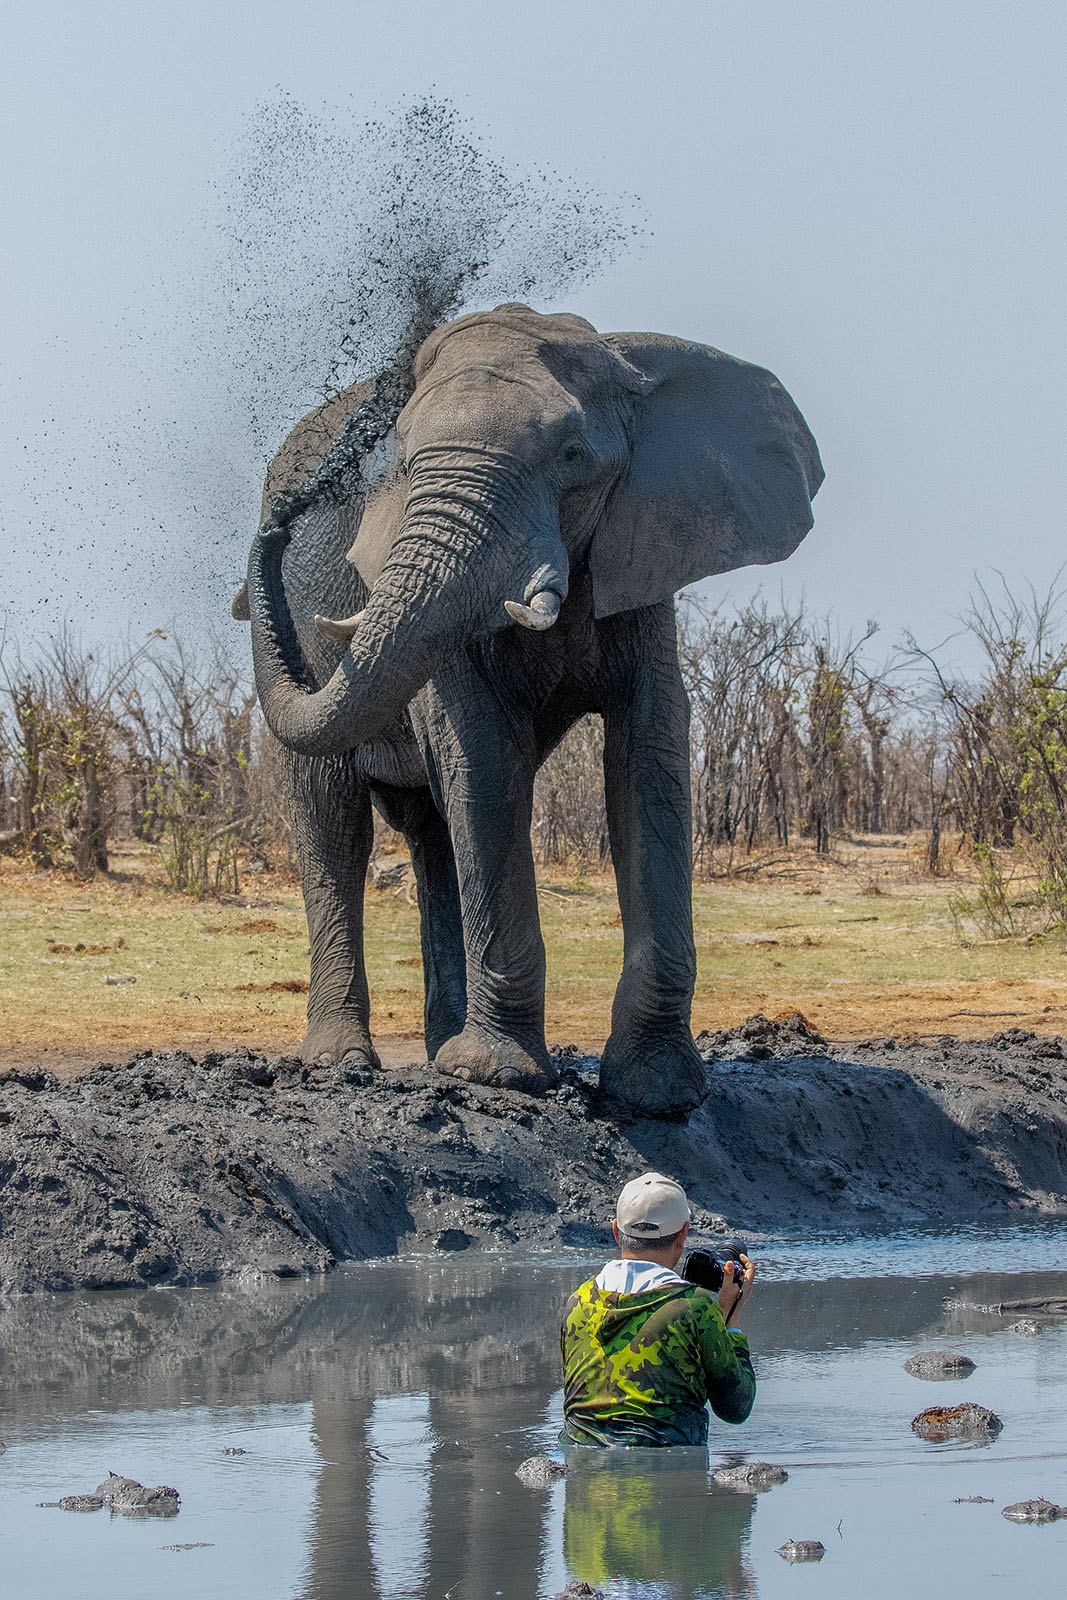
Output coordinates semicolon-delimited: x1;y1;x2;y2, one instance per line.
0;632;139;875
533;716;609;869
911;580;1067;935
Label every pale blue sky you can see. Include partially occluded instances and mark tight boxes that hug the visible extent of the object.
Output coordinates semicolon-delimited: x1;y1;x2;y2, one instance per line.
3;1;1066;671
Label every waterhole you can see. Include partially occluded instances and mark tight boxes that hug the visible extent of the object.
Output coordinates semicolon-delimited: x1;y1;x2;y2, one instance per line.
2;1223;1065;1598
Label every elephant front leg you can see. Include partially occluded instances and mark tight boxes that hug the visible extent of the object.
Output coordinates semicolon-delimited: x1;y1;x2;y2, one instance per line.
284;750;381;1069
599;606;706;1117
418;688;557;1095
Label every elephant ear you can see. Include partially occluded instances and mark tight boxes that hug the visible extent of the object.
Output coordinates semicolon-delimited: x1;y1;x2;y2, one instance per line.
589;333;824;619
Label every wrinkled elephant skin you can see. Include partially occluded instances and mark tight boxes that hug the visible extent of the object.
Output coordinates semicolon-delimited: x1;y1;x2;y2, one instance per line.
244;304;822;1116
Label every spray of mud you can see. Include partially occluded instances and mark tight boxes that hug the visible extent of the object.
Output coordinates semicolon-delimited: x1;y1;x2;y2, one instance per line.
7;95;640;650
217;95;638;458
210;95;640;547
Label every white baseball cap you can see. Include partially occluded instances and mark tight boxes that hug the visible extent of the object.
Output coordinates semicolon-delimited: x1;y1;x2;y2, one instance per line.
615;1172;691;1238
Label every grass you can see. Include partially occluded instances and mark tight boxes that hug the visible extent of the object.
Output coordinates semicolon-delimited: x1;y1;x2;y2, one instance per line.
3;834;1067;1074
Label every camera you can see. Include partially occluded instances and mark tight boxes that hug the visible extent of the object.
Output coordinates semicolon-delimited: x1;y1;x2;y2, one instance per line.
680;1240;747;1293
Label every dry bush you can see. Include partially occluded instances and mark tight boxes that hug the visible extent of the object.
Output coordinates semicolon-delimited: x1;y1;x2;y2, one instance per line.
533;715;609;870
913;581;1067;936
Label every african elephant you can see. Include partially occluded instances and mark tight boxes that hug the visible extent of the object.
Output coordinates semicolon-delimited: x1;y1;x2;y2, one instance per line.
246;303;822;1116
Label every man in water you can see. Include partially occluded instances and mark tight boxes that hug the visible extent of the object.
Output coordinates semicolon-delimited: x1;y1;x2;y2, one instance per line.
561;1172;755;1446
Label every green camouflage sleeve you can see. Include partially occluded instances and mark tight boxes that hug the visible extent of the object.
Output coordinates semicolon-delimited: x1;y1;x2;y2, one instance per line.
686;1292;756;1424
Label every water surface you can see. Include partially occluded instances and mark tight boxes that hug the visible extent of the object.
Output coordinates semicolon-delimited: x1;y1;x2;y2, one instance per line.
1;1224;1065;1598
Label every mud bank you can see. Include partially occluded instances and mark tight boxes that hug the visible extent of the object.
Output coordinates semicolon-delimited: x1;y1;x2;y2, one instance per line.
1;1016;1066;1292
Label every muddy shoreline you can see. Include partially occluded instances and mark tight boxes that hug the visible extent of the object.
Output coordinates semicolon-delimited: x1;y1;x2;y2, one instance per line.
1;1015;1065;1293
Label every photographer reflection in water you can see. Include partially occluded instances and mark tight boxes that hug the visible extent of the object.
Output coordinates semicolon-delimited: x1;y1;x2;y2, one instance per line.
563;1449;757;1600
561;1173;755;1446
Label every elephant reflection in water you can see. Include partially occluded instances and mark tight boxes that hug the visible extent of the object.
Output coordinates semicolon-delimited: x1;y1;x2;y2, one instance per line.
303;1389;558;1600
562;1451;756;1600
245;302;822;1117
301;1391;755;1600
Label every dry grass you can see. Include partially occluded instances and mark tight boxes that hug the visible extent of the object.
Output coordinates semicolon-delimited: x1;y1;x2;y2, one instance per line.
3;834;1067;1075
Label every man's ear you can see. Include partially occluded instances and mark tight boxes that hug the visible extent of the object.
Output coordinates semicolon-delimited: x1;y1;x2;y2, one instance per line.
612;1220;621;1243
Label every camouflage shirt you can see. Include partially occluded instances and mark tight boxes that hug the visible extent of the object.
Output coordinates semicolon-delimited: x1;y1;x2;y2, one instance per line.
561;1273;755;1447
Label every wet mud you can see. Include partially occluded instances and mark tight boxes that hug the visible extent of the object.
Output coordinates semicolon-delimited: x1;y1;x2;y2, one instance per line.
777;1539;825;1562
903;1351;976;1379
911;1402;1003;1440
710;1461;789;1489
515;1456;567;1489
39;1474;180;1517
1001;1499;1067;1523
2;1016;1067;1293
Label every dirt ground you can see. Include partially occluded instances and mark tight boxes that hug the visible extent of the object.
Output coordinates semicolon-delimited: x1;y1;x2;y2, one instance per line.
3;834;1067;1073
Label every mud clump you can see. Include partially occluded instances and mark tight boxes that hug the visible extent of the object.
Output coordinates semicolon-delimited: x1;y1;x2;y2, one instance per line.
697;1012;827;1062
949;1295;1067;1317
903;1351;976;1379
911;1403;1003;1440
95;1473;180;1517
1002;1498;1066;1523
42;1474;180;1517
712;1461;789;1490
777;1539;825;1563
515;1456;566;1489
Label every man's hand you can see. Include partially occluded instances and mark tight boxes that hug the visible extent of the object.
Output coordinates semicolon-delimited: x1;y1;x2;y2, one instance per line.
718;1252;755;1325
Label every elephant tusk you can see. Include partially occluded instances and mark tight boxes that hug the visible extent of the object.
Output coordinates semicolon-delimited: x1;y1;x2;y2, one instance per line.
314;610;366;642
504;590;562;631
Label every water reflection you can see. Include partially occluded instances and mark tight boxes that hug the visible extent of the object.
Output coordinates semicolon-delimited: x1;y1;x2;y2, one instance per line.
563;1451;755;1600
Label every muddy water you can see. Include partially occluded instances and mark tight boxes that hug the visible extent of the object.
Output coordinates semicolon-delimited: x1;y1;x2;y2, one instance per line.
1;1225;1066;1599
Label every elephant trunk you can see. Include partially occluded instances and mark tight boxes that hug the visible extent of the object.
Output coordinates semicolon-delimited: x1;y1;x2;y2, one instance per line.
249;450;568;758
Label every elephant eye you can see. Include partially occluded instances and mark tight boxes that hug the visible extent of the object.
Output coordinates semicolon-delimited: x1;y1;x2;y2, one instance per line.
561;441;585;464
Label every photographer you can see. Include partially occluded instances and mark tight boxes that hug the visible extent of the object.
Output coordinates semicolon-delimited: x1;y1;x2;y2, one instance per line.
561;1173;755;1447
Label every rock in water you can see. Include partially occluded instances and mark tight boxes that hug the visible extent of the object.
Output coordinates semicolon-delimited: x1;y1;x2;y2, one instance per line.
903;1350;976;1379
911;1403;1002;1440
1011;1319;1044;1336
515;1456;567;1489
777;1540;825;1563
712;1461;789;1490
94;1473;181;1517
554;1584;605;1600
1002;1499;1066;1523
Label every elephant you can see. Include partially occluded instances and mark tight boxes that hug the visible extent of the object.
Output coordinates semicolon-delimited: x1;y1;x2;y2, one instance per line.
244;302;822;1116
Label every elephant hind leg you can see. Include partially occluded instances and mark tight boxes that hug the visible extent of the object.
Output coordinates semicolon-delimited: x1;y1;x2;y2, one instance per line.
285;750;381;1069
371;783;467;1056
434;1024;555;1096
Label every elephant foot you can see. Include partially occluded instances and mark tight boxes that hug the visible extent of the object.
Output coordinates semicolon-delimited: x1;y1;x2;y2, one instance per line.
599;1027;707;1119
434;1024;557;1096
300;1018;381;1072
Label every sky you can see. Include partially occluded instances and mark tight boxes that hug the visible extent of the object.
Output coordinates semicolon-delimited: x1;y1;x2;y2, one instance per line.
3;0;1066;677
